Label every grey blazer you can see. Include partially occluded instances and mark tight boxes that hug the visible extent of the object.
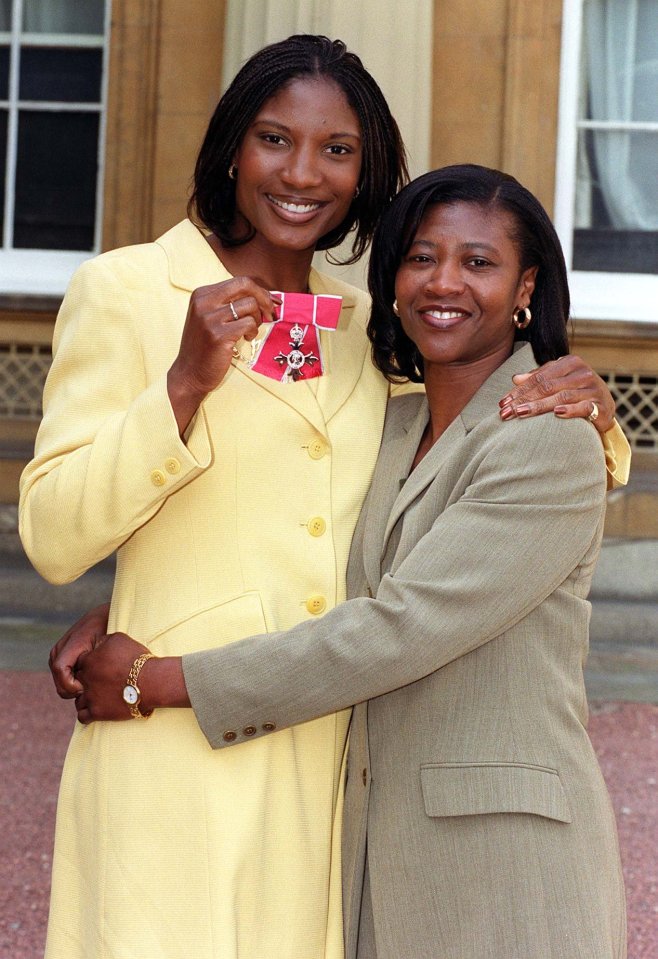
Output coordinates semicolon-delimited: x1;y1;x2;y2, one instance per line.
185;344;626;959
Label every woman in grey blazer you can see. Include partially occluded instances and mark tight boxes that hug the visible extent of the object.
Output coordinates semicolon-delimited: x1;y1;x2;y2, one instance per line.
76;165;626;959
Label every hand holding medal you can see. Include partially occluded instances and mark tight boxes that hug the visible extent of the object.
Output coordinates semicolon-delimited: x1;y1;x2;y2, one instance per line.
167;276;278;434
167;279;342;438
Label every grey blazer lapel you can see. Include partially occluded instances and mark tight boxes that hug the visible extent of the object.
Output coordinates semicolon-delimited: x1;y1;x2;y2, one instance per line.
361;395;426;589
380;343;537;557
459;342;535;431
380;411;465;550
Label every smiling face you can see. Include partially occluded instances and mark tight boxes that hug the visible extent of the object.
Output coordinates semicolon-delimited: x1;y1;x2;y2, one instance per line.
394;201;537;374
231;77;363;259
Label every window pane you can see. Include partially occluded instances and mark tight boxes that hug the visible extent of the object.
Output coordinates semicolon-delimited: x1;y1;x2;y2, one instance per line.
14;111;98;250
577;128;658;231
573;229;658;274
20;47;102;102
584;0;658;124
574;125;658;274
0;1;11;31
23;0;106;35
0;45;8;99
574;0;658;274
0;109;6;238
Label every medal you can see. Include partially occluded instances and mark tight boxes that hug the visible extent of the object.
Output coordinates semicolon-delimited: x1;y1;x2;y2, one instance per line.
273;323;319;382
248;291;342;383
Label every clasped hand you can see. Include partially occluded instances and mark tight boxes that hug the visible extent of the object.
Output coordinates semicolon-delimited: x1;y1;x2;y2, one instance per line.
73;632;152;725
49;604;150;723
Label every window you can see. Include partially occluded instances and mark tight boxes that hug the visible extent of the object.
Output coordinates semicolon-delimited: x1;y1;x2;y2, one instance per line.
0;0;110;295
554;0;658;321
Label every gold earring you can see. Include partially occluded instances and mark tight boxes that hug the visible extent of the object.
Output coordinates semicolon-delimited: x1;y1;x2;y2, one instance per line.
392;299;400;316
228;164;237;180
512;306;532;329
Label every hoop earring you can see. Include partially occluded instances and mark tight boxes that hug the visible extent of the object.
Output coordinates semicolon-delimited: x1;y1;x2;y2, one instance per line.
512;306;532;329
392;299;400;316
228;164;237;180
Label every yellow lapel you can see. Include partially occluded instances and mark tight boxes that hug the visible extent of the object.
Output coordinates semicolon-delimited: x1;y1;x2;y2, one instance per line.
308;268;369;426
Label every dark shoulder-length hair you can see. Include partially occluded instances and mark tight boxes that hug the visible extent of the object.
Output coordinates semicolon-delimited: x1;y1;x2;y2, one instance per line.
368;163;570;382
188;34;408;264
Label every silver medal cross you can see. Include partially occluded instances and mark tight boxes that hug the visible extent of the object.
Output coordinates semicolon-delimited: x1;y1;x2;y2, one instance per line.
274;323;319;382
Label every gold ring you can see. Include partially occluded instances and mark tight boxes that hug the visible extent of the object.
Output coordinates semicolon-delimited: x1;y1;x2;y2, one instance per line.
228;301;239;321
588;401;599;423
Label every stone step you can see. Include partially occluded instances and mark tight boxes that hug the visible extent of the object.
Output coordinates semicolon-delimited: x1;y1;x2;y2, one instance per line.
589;539;658;604
584;643;658;704
0;538;114;623
589;598;658;648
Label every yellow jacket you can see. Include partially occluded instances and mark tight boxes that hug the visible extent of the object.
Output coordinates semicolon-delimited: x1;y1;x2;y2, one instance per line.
20;219;389;959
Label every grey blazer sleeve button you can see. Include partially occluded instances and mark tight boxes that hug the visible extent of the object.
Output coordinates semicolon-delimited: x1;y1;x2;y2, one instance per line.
262;722;277;732
243;725;257;736
223;730;237;742
362;768;367;786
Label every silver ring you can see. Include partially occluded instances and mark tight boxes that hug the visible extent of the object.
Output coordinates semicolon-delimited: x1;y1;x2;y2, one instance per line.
228;300;239;321
588;401;599;423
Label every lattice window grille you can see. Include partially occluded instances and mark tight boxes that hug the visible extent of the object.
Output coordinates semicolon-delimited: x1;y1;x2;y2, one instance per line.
1;348;657;450
600;372;658;452
0;342;51;419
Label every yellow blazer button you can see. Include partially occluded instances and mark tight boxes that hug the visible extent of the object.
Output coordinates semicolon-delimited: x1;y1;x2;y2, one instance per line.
307;438;328;460
243;725;257;736
305;595;327;615
150;469;166;487
223;730;237;742
164;457;181;475
262;722;277;732
307;517;326;537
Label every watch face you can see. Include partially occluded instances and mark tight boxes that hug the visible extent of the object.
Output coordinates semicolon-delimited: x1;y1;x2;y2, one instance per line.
123;684;139;705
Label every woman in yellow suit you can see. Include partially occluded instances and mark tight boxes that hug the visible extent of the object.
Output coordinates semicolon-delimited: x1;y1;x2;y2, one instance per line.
21;35;625;959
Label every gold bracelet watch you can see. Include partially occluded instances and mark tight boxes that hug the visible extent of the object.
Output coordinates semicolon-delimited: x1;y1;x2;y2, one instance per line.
122;652;155;718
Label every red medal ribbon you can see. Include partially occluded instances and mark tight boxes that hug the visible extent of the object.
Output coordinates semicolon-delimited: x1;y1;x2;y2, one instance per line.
249;291;342;382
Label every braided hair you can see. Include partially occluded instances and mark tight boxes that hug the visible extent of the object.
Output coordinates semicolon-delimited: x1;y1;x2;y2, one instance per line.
188;34;408;263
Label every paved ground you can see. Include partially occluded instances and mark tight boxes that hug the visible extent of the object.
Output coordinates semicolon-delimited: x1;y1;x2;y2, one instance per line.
0;656;656;958
0;512;656;957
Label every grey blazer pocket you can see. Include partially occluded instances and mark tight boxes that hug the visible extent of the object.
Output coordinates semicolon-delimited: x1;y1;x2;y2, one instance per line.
420;761;572;823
